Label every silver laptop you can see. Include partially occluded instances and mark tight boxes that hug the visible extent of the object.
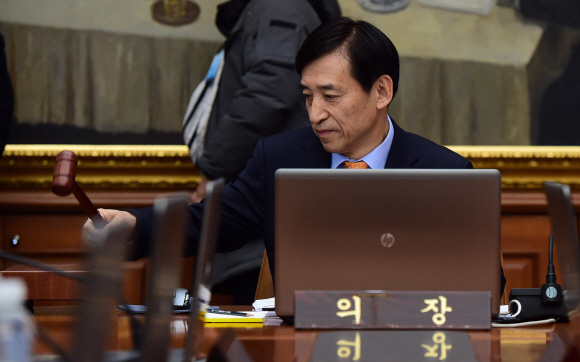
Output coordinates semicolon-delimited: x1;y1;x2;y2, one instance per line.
135;181;226;362
184;178;225;362
544;182;580;313
275;169;502;317
71;181;225;362
72;220;133;362
140;192;190;362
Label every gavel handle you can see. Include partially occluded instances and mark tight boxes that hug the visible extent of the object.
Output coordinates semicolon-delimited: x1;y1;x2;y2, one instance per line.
71;182;105;225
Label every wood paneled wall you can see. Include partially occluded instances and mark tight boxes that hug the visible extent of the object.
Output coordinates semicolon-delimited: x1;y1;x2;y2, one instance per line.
1;145;579;305
501;191;580;295
1;189;579;305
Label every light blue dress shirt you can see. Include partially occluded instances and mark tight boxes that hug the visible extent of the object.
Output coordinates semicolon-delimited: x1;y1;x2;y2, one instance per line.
331;115;394;169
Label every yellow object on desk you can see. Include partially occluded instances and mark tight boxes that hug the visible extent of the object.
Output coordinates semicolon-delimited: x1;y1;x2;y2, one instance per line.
204;322;265;329
203;311;268;325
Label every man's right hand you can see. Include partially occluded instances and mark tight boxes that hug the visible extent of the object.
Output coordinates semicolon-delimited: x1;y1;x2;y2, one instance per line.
191;175;210;203
83;209;137;244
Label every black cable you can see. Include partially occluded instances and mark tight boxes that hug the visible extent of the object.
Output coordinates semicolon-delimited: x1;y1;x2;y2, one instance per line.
0;250;87;283
121;296;144;350
549;230;554;266
546;229;557;284
35;324;73;362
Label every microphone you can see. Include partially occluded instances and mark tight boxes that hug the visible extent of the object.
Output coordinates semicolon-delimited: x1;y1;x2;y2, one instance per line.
540;230;564;305
508;230;568;322
0;250;144;354
0;250;87;283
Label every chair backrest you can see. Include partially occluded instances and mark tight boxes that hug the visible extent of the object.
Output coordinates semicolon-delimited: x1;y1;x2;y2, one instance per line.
254;250;274;301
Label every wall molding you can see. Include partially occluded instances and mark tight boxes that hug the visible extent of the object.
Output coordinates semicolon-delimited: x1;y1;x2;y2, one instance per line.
452;146;580;190
2;145;580;191
1;145;199;190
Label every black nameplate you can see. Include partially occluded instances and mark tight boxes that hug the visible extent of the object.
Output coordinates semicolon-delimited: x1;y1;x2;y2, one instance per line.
295;291;490;329
310;330;477;362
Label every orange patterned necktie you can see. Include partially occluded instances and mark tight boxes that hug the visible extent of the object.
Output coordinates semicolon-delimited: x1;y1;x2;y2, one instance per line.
341;160;369;169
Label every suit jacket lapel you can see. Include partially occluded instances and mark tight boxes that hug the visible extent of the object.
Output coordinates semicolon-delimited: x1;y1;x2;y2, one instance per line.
301;130;332;168
384;118;419;169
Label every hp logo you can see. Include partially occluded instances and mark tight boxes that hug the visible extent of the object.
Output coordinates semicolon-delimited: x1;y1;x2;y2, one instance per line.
546;287;558;298
380;233;395;248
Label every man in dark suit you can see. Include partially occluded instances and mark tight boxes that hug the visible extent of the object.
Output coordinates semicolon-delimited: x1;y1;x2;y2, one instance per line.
85;18;504;291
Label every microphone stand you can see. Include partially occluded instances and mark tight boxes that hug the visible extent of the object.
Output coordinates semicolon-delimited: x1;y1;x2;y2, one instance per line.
0;250;144;358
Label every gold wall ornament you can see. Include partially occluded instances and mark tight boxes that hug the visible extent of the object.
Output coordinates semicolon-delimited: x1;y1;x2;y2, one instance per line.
451;146;580;190
0;145;200;191
152;0;200;26
1;145;580;191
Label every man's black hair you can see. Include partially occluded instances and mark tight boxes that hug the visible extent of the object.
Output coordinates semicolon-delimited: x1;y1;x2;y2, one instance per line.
295;17;399;96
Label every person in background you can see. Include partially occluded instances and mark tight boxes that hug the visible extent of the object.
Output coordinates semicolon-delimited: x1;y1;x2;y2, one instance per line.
0;33;14;155
189;0;341;201
499;0;580;145
506;0;580;26
183;0;341;303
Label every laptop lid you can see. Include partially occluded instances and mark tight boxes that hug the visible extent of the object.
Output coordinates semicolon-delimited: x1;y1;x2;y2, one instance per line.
544;182;580;313
72;222;132;362
140;193;190;362
274;169;502;317
184;178;225;362
73;183;224;362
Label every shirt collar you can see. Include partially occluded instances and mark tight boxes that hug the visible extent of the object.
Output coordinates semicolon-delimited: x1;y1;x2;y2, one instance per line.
331;115;394;169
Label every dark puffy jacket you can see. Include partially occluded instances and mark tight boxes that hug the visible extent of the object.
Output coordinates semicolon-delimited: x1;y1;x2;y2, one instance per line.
197;0;341;181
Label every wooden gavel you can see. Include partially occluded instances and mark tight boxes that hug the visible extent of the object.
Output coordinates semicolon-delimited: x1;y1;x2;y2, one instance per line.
52;151;105;226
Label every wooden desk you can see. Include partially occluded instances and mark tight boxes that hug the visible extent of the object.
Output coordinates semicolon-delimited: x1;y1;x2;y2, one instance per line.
33;306;561;362
3;145;580;308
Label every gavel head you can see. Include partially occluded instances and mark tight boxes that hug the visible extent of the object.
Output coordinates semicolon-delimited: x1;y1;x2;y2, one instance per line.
52;151;78;196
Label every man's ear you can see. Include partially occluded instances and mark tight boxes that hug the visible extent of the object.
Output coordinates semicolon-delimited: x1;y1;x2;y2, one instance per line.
375;75;393;110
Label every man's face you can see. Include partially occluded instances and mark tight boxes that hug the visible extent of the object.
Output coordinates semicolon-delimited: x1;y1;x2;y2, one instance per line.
300;51;390;160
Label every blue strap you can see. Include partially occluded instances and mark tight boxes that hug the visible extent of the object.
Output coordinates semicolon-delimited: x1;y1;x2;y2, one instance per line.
205;50;224;82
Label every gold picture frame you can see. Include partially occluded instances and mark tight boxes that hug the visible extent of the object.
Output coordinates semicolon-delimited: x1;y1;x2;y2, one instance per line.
1;145;580;191
0;145;199;191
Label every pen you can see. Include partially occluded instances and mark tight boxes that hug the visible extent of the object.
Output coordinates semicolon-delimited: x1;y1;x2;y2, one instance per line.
207;310;251;317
